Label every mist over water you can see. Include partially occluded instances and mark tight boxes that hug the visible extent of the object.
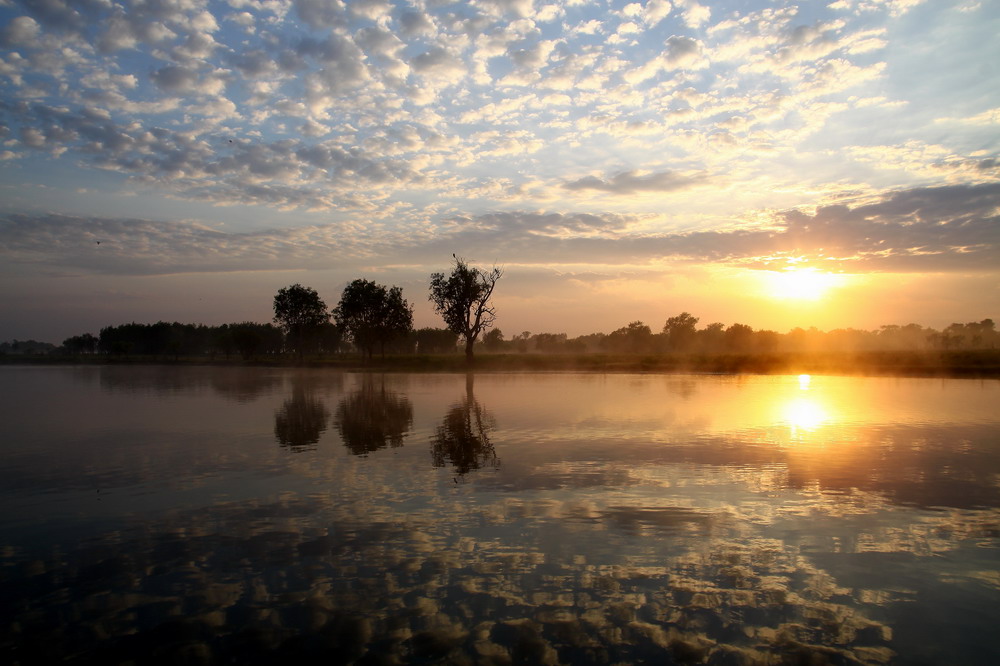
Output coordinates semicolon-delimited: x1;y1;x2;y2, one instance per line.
1;367;998;664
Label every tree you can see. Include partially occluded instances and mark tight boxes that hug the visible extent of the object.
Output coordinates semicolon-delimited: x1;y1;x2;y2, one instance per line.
724;323;754;353
273;284;330;360
603;321;652;354
663;312;699;352
333;279;413;360
482;328;505;352
62;333;98;355
414;327;460;354
429;256;503;363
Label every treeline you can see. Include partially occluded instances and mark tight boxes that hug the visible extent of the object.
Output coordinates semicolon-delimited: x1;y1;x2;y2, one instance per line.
479;315;999;355
44;322;461;360
4;314;994;361
3;255;500;362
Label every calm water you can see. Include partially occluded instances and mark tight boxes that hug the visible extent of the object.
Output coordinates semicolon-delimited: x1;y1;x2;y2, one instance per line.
1;366;999;665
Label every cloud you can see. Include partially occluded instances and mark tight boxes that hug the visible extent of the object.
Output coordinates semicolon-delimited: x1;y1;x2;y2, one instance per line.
411;46;466;83
293;0;347;30
2;184;997;279
828;0;926;18
643;0;672;26
677;0;711;29
563;170;708;194
0;16;41;46
2;102;419;206
0;212;381;275
425;183;1000;273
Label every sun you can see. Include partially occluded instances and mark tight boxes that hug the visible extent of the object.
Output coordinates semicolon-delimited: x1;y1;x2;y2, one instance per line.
764;268;843;301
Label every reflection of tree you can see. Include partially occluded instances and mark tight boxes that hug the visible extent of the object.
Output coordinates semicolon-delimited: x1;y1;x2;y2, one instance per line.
432;374;498;475
210;368;282;403
274;383;330;450
335;378;413;455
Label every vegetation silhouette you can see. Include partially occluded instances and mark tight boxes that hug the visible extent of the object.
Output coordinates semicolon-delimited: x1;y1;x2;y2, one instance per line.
431;374;498;475
412;327;459;353
274;378;330;450
6;257;998;377
335;377;414;456
333;279;413;360
273;284;330;361
429;255;503;363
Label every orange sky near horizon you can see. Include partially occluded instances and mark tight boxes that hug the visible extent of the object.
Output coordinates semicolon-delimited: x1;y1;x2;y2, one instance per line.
0;0;997;343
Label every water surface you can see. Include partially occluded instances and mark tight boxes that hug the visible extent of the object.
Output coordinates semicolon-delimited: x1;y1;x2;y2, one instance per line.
1;366;998;664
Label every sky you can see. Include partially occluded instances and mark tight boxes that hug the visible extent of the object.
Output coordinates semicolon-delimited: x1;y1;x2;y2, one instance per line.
0;0;998;343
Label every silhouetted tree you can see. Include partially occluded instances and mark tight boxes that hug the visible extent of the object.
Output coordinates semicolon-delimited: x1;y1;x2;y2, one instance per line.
663;312;699;352
0;339;57;355
62;333;98;355
533;332;568;353
603;321;653;353
413;327;460;354
273;284;329;360
512;331;531;353
228;322;282;360
333;279;413;360
482;328;505;352
724;323;754;353
316;321;347;356
698;322;725;352
754;329;781;353
429;256;503;363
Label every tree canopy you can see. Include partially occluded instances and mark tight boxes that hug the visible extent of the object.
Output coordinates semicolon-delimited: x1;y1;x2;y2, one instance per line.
273;284;329;359
429;256;503;362
333;279;413;359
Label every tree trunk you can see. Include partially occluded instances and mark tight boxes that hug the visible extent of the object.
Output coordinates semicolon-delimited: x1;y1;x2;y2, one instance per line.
465;338;475;364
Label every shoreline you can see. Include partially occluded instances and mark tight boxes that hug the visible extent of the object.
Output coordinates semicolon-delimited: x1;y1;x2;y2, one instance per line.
3;349;1000;378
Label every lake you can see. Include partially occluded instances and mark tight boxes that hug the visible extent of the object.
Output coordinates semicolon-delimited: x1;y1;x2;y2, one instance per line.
1;366;998;665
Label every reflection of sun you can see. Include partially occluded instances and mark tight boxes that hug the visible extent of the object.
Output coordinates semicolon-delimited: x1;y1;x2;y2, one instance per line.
783;397;829;433
765;268;843;301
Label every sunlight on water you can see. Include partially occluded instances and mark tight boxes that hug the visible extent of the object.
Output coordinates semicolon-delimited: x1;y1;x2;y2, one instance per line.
778;374;831;436
782;396;830;434
0;367;998;665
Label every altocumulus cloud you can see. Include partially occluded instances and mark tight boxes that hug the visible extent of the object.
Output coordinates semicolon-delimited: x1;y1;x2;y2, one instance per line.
4;184;995;277
563;170;710;194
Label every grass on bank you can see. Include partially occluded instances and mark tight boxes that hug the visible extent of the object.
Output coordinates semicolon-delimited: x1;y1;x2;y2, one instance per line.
3;349;1000;377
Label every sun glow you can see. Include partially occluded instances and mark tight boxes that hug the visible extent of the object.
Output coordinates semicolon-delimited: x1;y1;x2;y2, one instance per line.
765;268;844;301
782;397;829;433
778;374;836;439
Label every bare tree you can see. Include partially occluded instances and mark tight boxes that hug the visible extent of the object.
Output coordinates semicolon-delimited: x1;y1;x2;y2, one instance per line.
429;255;503;363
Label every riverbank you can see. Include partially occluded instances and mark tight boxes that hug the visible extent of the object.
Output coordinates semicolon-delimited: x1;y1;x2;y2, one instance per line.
3;349;1000;377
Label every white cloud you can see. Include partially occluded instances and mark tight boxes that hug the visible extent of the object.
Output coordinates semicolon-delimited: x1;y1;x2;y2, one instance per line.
677;0;710;29
643;0;672;26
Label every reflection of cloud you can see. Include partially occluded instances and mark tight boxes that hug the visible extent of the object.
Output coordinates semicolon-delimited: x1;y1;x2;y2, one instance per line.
5;492;915;665
6;369;1000;665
